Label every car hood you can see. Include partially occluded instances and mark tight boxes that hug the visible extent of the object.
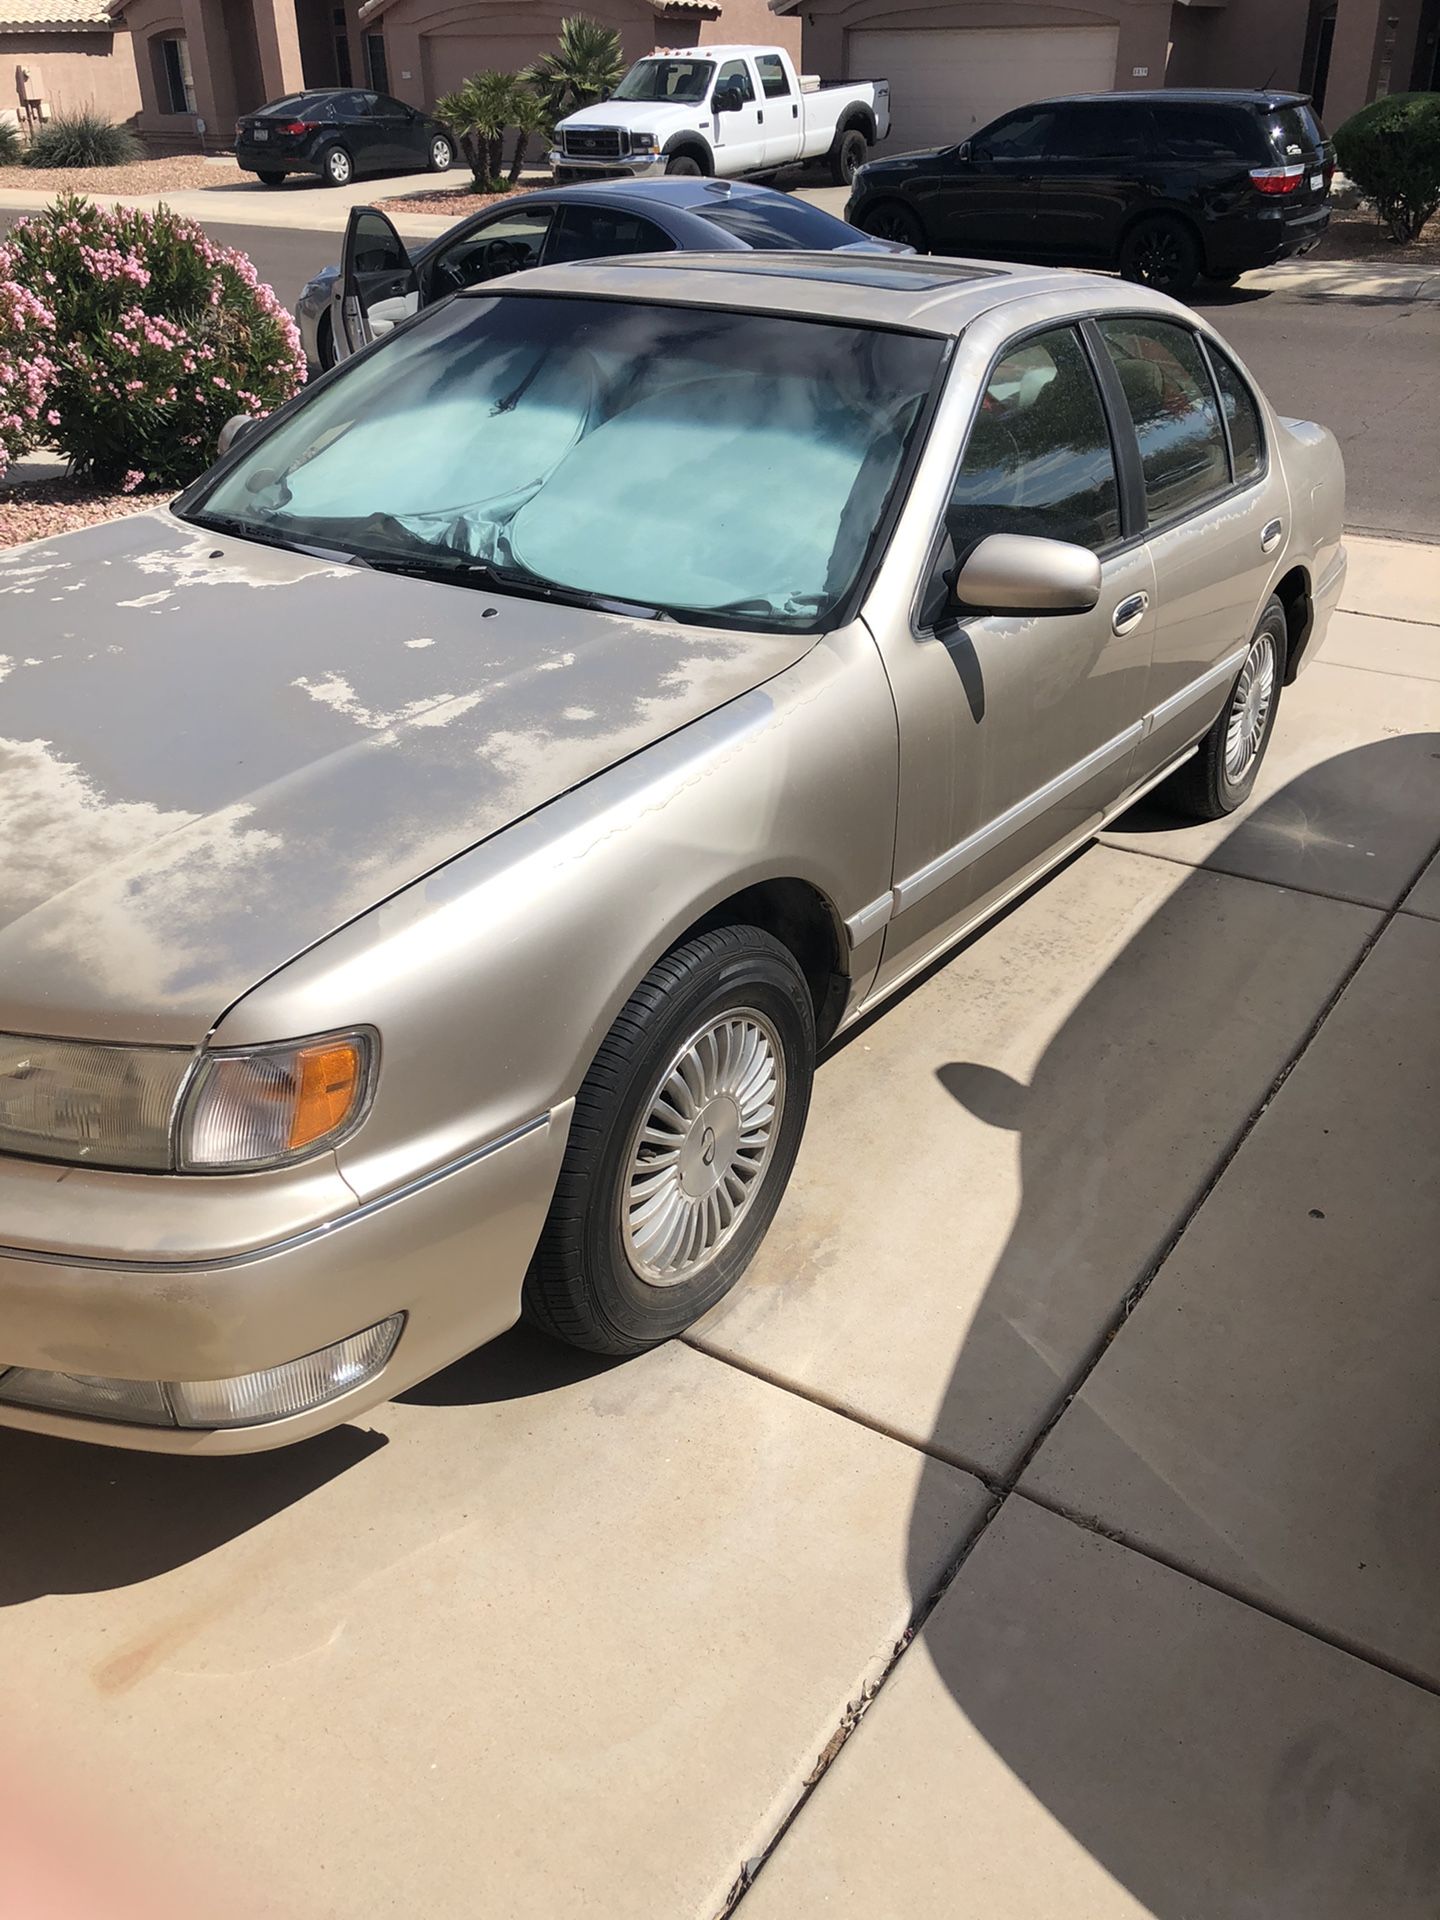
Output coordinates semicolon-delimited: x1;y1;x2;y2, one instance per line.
559;101;706;135
0;511;815;1044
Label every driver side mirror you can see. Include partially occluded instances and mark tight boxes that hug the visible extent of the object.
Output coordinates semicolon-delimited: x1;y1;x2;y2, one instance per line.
712;84;742;114
217;412;259;459
949;534;1102;617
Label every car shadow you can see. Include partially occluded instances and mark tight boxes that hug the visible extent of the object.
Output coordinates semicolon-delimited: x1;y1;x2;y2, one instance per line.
903;735;1440;1915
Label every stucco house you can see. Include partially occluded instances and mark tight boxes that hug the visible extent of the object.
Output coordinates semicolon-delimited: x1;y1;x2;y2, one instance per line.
1;0;139;130
69;0;1437;154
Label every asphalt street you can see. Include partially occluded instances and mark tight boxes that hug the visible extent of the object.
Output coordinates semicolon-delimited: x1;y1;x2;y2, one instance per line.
3;208;1435;538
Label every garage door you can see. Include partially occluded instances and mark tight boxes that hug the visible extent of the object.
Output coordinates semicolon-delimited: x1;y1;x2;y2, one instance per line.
847;25;1119;152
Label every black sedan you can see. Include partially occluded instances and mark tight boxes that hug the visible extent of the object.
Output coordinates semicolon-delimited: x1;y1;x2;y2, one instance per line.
235;88;455;189
297;177;906;367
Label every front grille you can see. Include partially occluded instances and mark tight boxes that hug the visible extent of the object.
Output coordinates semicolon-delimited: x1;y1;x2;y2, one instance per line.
563;126;626;160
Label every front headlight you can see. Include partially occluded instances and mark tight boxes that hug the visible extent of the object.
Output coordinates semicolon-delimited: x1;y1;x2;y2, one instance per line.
630;132;659;153
0;1028;374;1174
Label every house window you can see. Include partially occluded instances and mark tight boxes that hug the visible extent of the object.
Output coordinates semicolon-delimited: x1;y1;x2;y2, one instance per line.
364;32;388;92
158;33;196;114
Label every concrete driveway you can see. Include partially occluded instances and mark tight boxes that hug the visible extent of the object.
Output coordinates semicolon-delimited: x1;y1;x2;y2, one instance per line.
3;533;1436;1919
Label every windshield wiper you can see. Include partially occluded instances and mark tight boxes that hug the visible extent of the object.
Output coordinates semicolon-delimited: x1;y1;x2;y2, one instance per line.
185;510;355;565
349;544;665;620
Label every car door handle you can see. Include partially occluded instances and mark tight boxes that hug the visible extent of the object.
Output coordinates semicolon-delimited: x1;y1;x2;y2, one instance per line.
1112;591;1149;636
757;110;764;122
792;103;798;118
1261;517;1284;553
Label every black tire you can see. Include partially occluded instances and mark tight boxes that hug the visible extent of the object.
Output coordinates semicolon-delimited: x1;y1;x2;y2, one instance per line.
665;151;704;177
428;134;454;173
524;926;816;1355
315;310;336;372
856;198;927;251
1207;268;1244;287
255;170;285;187
830;126;868;186
321;143;353;188
1163;597;1286;821
1118;214;1201;298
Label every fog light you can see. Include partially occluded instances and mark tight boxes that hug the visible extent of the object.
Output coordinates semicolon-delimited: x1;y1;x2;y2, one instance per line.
0;1316;403;1431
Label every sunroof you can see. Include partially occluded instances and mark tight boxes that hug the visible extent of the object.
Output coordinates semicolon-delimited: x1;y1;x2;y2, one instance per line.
617;254;1000;292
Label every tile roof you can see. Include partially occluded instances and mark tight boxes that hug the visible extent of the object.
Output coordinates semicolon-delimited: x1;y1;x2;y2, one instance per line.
0;0;113;27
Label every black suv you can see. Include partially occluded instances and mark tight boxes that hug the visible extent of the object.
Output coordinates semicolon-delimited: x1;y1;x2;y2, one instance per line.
235;89;456;189
846;90;1333;296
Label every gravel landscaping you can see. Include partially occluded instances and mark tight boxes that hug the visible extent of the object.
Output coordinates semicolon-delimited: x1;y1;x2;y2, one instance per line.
1318;206;1440;267
376;182;530;218
0;473;170;547
0;155;244;196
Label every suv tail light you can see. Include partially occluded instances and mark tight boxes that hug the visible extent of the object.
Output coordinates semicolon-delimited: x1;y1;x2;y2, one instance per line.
1250;164;1306;195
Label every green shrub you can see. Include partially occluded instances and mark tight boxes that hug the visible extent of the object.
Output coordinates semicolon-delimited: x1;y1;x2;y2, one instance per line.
0;119;23;167
1;195;306;486
1334;91;1440;244
24;110;143;170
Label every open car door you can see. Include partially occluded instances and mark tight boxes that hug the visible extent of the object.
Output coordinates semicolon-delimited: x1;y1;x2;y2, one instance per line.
339;205;420;358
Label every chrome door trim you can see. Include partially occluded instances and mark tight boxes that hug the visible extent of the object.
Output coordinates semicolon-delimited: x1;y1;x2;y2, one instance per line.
892;719;1145;915
1142;644;1248;735
842;741;1200;1033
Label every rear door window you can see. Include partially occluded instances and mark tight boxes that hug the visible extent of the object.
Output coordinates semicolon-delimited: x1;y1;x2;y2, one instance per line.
1045;103;1150;160
755;54;791;99
1098;317;1230;523
1205;342;1266;483
545;204;675;262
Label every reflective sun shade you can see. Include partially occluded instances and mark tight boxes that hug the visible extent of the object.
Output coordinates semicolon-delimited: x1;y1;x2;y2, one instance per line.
0;1034;193;1170
180;1031;371;1170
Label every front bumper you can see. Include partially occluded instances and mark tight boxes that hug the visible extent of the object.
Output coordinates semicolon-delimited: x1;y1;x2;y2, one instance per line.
0;1107;570;1453
547;148;668;179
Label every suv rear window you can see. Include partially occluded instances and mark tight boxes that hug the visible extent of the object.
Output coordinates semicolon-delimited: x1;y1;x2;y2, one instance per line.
1265;103;1326;160
1151;103;1262;162
695;197;860;250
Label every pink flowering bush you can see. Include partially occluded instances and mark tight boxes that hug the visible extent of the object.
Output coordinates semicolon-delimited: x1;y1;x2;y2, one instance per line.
1;194;306;487
0;276;57;480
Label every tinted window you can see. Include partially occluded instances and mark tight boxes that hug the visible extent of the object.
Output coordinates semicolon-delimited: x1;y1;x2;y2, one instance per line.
1151;103;1259;161
333;92;372;118
695;196;861;250
943;325;1121;560
756;54;791;99
976;107;1056;160
1047;103;1148;160
1099;317;1229;522
1266;103;1325;159
1206;342;1265;483
717;59;755;104
546;204;674;262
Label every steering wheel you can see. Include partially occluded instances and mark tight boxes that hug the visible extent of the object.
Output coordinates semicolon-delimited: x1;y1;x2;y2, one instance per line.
481;237;530;278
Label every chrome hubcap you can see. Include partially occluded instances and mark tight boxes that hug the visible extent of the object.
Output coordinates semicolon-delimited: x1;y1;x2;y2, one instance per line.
621;1010;784;1286
1224;631;1277;781
433;140;449;165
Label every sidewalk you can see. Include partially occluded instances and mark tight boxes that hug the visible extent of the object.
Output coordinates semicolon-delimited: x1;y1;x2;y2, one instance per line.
1;537;1436;1920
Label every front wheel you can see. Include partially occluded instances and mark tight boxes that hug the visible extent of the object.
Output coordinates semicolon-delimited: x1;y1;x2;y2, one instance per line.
523;926;815;1355
856;198;926;252
428;134;454;172
831;126;868;186
1118;214;1201;297
321;144;353;187
1163;598;1285;820
665;152;704;177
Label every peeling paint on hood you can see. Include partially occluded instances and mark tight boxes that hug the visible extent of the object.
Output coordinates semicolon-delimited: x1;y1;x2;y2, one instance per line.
0;511;816;1044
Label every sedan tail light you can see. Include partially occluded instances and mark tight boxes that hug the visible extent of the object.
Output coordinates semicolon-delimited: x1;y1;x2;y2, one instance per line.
276;119;317;135
1250;164;1306;195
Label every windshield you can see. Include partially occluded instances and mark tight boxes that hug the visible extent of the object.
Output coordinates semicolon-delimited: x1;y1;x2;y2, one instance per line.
613;58;714;103
189;294;944;631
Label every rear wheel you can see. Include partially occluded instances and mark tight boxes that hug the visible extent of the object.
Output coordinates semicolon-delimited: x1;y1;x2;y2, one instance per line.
523;926;815;1355
665;151;704;177
1119;214;1201;297
1163;598;1285;820
428;134;454;172
856;198;926;251
830;126;868;186
255;169;285;186
321;144;353;187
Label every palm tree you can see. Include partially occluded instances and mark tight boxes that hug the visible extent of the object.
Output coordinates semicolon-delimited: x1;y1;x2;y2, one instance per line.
528;15;626;127
506;81;548;186
434;70;514;188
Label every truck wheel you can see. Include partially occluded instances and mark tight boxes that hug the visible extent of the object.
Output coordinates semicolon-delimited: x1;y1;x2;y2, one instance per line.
857;199;926;251
831;127;868;186
523;926;815;1355
665;152;704;177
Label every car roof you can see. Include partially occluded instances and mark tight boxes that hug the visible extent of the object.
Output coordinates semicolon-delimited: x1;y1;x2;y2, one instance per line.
464;249;1175;336
1035;89;1310;108
538;176;819;214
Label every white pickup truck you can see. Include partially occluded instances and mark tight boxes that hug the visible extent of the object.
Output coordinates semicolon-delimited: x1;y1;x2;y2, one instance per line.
551;44;890;187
